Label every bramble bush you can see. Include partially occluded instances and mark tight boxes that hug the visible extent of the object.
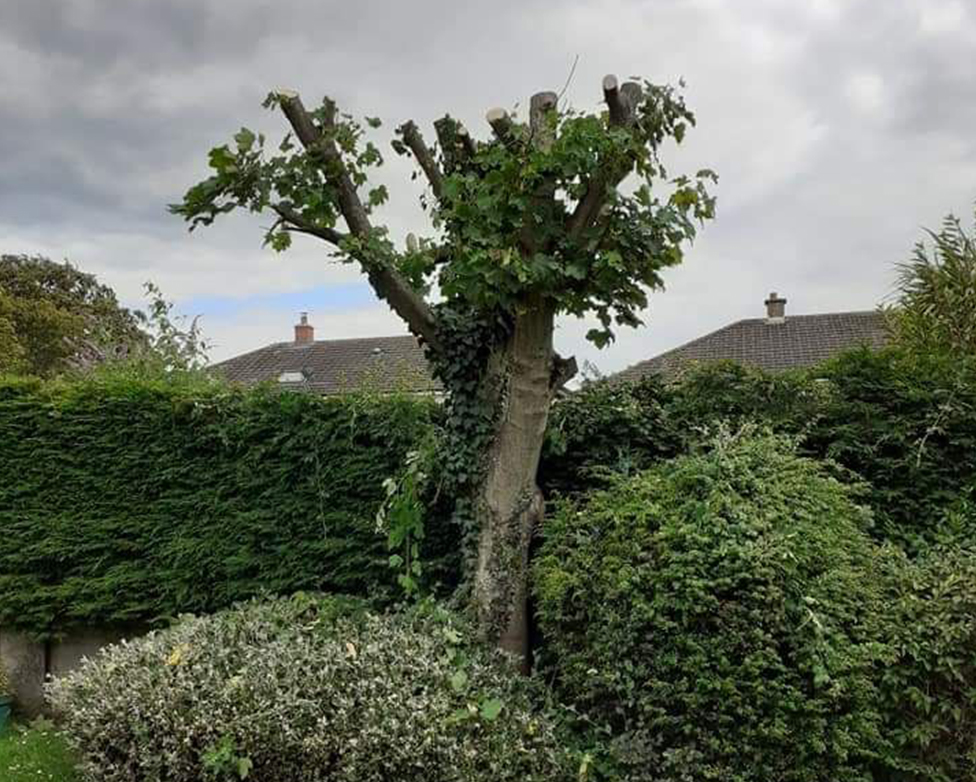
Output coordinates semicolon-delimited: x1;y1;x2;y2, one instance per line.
534;431;894;782
48;594;573;782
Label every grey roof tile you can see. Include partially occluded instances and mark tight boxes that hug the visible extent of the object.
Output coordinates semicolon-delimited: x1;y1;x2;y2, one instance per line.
211;335;438;395
612;310;889;382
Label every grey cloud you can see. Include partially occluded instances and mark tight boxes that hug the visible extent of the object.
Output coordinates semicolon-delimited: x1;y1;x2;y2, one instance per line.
1;0;973;368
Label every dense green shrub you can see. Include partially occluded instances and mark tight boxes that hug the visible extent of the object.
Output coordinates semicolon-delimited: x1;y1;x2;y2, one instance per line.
48;594;573;782
534;432;892;782
542;362;828;500
879;545;976;781
0;372;458;636
541;375;680;496
547;350;976;551
807;348;976;552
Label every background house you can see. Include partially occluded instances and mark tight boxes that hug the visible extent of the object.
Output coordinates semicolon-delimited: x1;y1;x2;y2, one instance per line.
212;313;438;395
611;293;888;382
215;295;888;394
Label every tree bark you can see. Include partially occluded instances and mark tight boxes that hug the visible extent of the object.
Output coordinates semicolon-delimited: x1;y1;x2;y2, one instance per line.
474;293;555;670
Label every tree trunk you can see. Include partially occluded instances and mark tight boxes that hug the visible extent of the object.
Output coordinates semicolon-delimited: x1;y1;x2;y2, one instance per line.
474;293;555;670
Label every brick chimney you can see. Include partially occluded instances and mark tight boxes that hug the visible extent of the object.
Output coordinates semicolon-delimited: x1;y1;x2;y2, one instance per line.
294;312;314;344
764;292;787;323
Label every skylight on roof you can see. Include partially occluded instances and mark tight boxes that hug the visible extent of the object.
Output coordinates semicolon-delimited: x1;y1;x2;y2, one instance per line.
278;371;306;383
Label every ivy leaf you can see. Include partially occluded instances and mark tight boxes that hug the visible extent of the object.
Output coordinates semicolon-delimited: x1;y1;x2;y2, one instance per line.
236;757;253;779
480;698;504;721
450;670;468;692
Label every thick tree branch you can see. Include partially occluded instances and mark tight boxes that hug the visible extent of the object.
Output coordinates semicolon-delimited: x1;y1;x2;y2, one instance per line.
521;91;559;256
551;353;578;390
274;89;442;353
603;74;627;126
620;81;644;119
486;108;517;147
277;91;373;237
529;91;558;150
456;125;478;160
433;116;460;173
566;76;644;241
397;121;444;200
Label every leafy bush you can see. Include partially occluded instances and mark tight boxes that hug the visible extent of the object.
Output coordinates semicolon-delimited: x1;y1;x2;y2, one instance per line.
548;350;976;552
534;431;892;782
0;372;459;636
541;374;680;496
542;363;827;499
807;348;976;552
879;545;976;782
48;595;572;782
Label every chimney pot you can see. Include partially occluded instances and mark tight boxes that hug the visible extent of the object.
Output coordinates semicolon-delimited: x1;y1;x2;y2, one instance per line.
764;292;787;322
294;312;314;344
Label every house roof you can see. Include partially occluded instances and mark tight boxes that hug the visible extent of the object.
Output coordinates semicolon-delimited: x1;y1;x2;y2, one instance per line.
212;334;439;395
612;309;889;383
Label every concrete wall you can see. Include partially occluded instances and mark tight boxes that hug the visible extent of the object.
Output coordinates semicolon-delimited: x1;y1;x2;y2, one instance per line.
0;631;46;716
0;626;141;717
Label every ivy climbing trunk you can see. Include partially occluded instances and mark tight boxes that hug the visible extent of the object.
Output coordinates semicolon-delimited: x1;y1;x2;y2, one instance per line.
474;293;555;669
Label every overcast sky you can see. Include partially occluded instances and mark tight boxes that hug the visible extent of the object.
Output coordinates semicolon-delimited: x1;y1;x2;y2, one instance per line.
2;0;974;373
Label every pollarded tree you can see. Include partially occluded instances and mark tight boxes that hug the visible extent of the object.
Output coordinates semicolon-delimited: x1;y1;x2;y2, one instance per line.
172;75;716;663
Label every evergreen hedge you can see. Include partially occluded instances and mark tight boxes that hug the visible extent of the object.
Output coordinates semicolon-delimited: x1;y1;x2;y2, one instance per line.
544;348;976;552
0;372;454;636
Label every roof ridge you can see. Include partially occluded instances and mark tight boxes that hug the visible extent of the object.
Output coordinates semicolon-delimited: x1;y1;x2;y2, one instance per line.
287;334;418;346
736;309;881;323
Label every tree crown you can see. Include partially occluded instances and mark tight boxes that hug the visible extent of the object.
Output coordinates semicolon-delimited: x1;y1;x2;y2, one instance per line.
172;77;715;348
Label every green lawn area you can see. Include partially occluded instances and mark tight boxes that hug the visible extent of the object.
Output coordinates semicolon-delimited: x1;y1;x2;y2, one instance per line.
0;720;79;782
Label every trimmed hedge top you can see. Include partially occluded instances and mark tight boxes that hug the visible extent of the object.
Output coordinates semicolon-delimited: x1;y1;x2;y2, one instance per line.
0;372;451;636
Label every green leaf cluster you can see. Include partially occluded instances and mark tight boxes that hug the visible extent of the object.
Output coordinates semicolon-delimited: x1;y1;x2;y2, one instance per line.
431;82;715;345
